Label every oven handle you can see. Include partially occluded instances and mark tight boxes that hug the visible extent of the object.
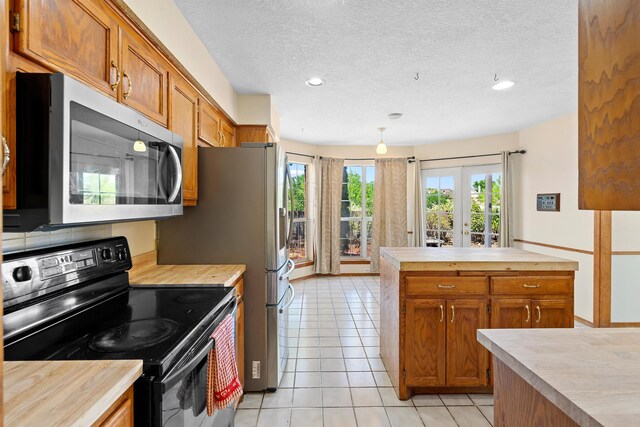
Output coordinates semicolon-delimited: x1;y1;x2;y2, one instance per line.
167;145;182;203
162;295;239;389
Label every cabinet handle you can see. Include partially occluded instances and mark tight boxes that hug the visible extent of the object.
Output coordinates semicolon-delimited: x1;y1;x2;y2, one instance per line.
123;71;132;99
524;305;530;323
110;60;121;91
2;135;10;176
439;304;444;322
438;284;456;289
450;305;455;323
535;305;541;324
523;284;541;289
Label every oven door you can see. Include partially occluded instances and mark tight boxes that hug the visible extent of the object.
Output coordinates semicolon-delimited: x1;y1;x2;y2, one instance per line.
153;296;239;427
51;73;183;226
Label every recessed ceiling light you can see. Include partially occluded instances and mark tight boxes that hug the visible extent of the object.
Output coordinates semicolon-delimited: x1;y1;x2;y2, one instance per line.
388;113;403;120
492;80;515;91
305;78;324;87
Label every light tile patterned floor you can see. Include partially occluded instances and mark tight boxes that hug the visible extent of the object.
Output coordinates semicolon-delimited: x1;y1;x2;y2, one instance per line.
235;276;494;427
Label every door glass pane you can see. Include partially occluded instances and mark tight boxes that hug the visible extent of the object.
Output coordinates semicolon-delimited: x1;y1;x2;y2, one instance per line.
290;221;307;260
69;102;179;205
470;233;485;247
424;175;455;247
365;166;375;217
466;169;501;248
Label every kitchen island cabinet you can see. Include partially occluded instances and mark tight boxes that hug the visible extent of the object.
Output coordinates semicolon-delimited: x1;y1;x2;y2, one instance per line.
380;247;578;399
478;328;640;426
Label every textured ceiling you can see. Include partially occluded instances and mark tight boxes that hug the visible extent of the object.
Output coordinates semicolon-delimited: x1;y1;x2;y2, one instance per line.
174;0;578;145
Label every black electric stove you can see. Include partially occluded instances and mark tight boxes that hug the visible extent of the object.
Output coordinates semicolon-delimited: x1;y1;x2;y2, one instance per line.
2;237;237;427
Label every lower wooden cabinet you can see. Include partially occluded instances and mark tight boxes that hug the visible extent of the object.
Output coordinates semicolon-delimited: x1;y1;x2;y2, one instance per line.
93;386;134;427
384;264;575;399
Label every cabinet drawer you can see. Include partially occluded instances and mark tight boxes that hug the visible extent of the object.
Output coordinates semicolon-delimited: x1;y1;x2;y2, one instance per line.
491;276;572;295
406;277;488;296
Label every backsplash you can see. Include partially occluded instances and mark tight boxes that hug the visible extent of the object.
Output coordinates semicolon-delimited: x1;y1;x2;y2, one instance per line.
2;225;113;254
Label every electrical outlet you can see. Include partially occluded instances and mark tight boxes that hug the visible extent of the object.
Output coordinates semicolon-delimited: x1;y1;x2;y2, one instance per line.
252;361;261;379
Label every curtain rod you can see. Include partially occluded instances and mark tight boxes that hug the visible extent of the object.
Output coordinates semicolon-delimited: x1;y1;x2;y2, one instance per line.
286;151;315;159
319;155;416;162
418;149;526;162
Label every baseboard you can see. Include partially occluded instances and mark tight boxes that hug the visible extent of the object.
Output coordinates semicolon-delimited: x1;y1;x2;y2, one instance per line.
610;322;640;327
574;315;594;327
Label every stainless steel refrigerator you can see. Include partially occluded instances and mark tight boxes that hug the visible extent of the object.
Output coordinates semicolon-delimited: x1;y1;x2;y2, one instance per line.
157;143;295;392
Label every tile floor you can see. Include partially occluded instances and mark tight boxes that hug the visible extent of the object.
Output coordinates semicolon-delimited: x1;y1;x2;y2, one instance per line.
235;276;494;427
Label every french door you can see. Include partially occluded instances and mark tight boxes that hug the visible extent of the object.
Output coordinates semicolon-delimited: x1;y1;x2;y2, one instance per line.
422;165;502;248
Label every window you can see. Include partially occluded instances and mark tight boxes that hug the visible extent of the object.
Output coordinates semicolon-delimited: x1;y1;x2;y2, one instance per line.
81;172;116;205
288;162;309;261
340;165;374;258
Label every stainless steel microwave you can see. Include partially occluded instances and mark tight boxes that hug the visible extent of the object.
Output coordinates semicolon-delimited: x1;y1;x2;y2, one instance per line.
4;73;183;232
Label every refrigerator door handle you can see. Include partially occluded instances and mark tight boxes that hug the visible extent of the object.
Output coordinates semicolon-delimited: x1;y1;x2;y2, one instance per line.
286;163;294;248
279;282;295;314
279;259;295;280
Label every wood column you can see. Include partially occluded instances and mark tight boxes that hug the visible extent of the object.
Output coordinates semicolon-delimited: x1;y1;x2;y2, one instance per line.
593;211;612;327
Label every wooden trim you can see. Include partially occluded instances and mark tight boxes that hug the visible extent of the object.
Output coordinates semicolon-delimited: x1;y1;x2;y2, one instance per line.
293;260;314;268
341;260;371;265
609;322;640;327
574;315;594;327
593;211;612;328
290;274;317;283
513;239;593;255
611;251;640;255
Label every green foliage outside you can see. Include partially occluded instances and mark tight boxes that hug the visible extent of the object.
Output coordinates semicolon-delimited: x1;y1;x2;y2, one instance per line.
346;170;374;217
291;173;306;216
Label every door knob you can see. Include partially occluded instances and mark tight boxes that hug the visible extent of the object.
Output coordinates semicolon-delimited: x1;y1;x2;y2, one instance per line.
463;231;469;235
464;223;469;227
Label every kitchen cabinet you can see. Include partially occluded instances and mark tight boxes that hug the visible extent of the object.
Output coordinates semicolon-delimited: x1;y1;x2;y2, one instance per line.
405;299;445;387
119;27;169;126
236;125;275;144
578;0;640;210
379;248;576;399
13;0;120;98
4;0;237;210
446;299;489;387
198;98;222;147
92;386;134;427
169;73;198;206
234;277;245;388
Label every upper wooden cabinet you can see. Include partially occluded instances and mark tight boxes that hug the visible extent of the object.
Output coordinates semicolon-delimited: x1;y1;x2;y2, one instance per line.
198;98;222;147
14;0;120;97
578;0;640;210
220;117;236;147
169;73;198;206
236;125;275;145
119;27;169;126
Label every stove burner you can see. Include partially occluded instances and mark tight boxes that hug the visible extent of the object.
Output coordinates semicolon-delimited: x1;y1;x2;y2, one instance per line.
88;318;179;353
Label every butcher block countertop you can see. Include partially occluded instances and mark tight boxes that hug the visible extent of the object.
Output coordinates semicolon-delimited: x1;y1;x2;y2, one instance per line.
380;247;578;271
4;360;142;427
478;328;640;427
128;251;245;287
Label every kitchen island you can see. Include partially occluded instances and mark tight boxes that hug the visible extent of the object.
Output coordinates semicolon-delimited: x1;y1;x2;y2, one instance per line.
478;328;640;426
379;247;578;399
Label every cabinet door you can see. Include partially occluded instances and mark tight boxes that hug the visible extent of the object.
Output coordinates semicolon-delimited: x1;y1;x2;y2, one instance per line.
532;300;573;328
15;0;119;97
491;298;532;329
198;98;222;147
446;299;489;387
4;54;50;210
120;27;168;125
169;73;198;206
220;118;236;147
404;299;446;386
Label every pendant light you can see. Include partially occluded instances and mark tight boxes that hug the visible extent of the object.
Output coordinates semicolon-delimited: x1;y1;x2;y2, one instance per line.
133;131;147;153
376;127;387;154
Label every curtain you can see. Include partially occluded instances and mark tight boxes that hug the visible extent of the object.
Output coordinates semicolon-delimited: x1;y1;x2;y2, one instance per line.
370;158;408;273
411;161;425;247
500;151;514;247
314;157;344;274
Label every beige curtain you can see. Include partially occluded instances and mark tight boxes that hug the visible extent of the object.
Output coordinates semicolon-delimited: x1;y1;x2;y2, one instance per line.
314;157;344;274
411;161;425;247
370;158;408;273
500;151;514;247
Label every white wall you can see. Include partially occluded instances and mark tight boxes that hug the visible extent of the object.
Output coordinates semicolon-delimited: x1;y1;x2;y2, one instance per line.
514;112;594;322
611;211;640;323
